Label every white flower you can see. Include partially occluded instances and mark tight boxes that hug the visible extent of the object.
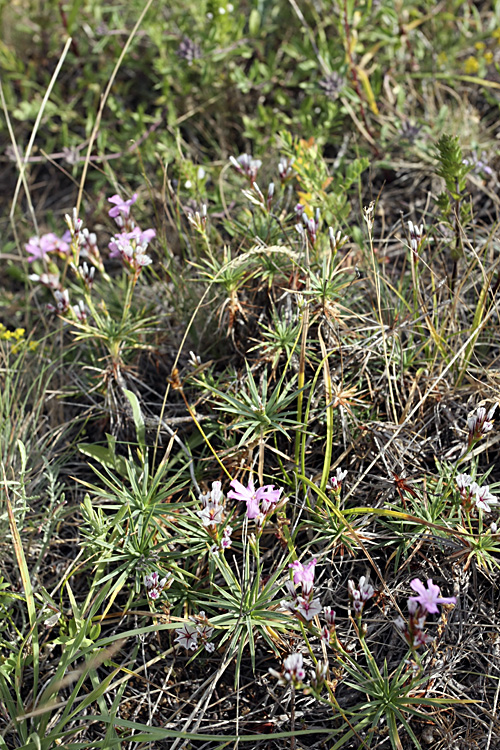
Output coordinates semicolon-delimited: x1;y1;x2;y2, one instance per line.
174;623;199;650
323;606;336;625
196;501;224;527
283;653;305;682
473;484;499;513
200;481;223;508
329;468;347;490
296;596;323;621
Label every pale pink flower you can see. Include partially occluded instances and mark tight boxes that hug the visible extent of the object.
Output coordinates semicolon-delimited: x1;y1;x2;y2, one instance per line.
408;578;456;615
228;477;278;519
47;289;70;314
200;480;223;508
348;576;374;616
323;606;336;625
144;571;170;600
25;232;69;262
283;653;305;682
29;272;61;290
108;193;138;219
72;300;87;323
229;153;261;182
289;558;317;596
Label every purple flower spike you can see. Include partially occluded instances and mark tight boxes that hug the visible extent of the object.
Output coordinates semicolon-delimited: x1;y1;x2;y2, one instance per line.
408;578;456;615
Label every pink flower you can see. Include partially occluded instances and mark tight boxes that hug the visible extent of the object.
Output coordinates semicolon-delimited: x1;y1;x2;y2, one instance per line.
408;578;456;615
25;232;69;262
144;570;171;600
108;193;138;219
228;477;260;518
196;501;224;528
228;477;282;520
289;558;317;595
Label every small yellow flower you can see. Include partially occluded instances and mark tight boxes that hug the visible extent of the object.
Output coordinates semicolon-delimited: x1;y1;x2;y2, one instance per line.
475;41;486;52
437;51;448;66
485;51;494;64
464;56;480;74
492;28;500;42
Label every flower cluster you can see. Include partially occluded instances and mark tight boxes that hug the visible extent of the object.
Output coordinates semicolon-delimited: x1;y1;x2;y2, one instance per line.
319;605;337;647
463;152;493;179
0;324;38;353
144;571;172;600
347;576;375;617
319;71;345;100
27;208;107;320
467;405;496;447
407;220;425;258
241;181;275;213
175;611;215;653
456;474;498;513
278;156;294;182
176;35;202;65
229;153;262;183
281;558;322;622
296;208;321;246
186;203;207;233
269;652;306;687
269;652;328;693
197;481;232;552
64;208;104;272
107;194;155;276
47;289;70;315
25;232;70;263
395;578;456;650
329;468;347;493
228;477;282;526
328;228;349;254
